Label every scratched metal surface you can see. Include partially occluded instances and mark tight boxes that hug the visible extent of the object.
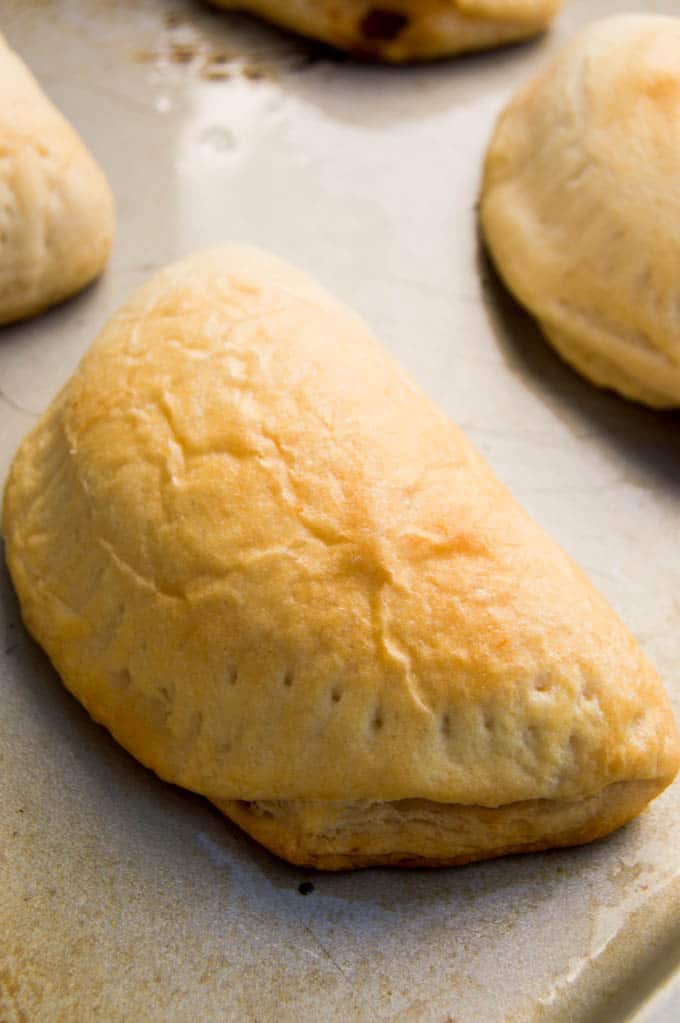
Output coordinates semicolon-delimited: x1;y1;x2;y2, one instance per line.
1;2;679;1021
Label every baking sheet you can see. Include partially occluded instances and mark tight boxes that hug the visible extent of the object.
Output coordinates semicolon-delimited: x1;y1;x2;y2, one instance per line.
1;2;679;1020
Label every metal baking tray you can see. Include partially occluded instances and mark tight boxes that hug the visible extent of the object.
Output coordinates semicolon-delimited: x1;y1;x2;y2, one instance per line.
1;1;679;1020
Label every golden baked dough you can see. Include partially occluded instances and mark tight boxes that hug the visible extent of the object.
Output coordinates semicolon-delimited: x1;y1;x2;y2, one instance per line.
0;32;114;326
3;246;678;869
206;0;563;62
480;15;680;408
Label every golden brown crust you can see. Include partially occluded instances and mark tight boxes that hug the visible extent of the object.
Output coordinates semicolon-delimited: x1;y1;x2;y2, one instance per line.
0;33;114;326
2;246;678;868
207;0;563;62
219;780;666;869
480;15;680;407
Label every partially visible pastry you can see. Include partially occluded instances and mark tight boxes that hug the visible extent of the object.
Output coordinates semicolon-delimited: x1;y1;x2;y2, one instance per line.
206;0;564;62
480;15;680;407
0;33;114;326
3;247;678;870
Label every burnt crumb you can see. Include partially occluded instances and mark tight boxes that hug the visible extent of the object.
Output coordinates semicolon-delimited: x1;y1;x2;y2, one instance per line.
298;881;315;895
202;52;233;80
169;43;196;64
131;39;273;84
203;66;231;81
360;9;409;41
242;63;268;81
165;11;184;29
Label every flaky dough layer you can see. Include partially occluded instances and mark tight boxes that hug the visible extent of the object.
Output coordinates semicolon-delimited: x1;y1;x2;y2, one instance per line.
3;247;678;867
220;781;664;870
480;15;680;407
207;0;563;62
0;32;114;325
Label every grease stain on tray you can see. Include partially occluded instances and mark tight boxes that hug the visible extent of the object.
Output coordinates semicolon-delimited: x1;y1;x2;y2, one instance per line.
199;124;238;156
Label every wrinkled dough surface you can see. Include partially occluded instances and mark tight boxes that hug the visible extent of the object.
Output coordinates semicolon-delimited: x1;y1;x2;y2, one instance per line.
207;0;563;62
2;246;678;866
481;15;680;407
0;32;113;325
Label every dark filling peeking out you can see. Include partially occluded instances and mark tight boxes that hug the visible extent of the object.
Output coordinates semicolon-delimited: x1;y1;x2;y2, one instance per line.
360;9;410;41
